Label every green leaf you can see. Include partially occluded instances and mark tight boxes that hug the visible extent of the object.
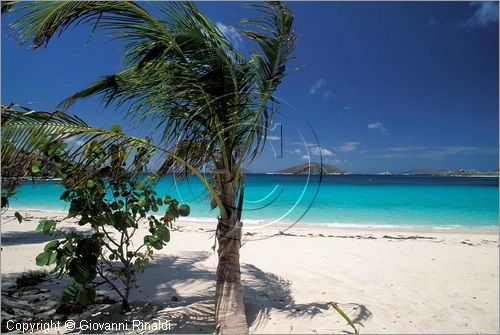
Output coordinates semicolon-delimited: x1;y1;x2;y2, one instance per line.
329;302;358;334
73;264;96;284
62;285;78;303
109;123;122;133
14;211;23;223
44;240;59;251
59;190;71;201
151;240;163;250
76;286;96;305
36;219;56;234
178;204;190;217
156;227;170;242
144;235;163;250
168;204;179;218
48;251;58;265
151;203;158;212
31;161;41;173
35;251;53;266
144;235;153;245
87;179;94;188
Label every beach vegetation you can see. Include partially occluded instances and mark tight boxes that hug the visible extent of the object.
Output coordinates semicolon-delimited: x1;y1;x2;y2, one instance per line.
329;301;359;334
32;143;190;313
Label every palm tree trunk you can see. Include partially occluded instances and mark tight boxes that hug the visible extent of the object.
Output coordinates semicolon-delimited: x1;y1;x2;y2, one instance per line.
214;176;248;333
215;217;248;333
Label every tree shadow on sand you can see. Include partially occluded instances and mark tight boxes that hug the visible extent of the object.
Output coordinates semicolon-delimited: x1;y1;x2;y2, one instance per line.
1;228;88;246
4;250;371;333
90;253;372;333
87;251;217;334
242;263;372;333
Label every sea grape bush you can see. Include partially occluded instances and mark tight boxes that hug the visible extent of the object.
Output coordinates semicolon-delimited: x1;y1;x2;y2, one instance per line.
33;141;190;312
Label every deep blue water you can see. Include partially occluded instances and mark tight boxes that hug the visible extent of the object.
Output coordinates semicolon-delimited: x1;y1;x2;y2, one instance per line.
8;174;499;229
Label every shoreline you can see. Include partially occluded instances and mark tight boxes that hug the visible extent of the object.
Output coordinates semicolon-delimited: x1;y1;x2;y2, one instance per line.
7;207;499;235
6;207;499;235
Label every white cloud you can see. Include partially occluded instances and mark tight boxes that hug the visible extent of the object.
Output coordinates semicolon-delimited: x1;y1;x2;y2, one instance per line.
310;146;334;156
291;142;334;156
463;2;499;29
387;146;426;152
285;148;302;155
285;148;303;155
216;22;243;48
301;155;309;160
267;136;281;141
290;141;360;156
368;121;386;133
309;78;333;100
336;141;361;153
309;79;326;94
296;144;334;157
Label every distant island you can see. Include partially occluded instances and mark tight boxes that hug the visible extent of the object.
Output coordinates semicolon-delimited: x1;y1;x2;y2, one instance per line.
271;162;346;175
268;164;498;177
401;168;499;177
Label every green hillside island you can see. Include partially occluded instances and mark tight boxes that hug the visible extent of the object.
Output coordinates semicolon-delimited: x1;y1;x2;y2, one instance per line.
271;162;347;175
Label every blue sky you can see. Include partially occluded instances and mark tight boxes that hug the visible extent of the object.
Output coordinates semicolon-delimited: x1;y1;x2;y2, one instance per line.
2;1;499;173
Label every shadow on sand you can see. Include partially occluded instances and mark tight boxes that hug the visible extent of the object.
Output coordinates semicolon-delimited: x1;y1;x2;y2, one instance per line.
2;231;56;246
242;263;372;333
65;251;372;333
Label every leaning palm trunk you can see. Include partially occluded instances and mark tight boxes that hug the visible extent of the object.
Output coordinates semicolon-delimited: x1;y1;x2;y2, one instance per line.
214;173;248;333
215;216;247;333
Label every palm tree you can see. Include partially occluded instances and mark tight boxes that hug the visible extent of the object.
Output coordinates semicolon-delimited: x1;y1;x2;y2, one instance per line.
6;1;296;332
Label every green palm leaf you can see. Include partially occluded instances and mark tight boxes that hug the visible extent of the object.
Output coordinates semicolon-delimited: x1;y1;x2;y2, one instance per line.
1;104;226;214
8;1;296;172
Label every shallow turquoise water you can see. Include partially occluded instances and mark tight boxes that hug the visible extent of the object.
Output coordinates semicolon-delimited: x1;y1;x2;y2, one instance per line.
8;175;499;229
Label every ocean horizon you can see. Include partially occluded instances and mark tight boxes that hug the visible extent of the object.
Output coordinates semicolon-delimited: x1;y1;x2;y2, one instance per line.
8;174;499;231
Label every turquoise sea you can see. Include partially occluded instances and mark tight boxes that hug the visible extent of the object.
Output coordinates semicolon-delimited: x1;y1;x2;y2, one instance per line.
8;174;499;230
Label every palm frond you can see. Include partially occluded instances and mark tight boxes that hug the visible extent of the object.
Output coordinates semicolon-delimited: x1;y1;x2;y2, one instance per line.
243;2;296;95
239;1;296;160
7;1;296;187
10;1;171;49
1;103;227;215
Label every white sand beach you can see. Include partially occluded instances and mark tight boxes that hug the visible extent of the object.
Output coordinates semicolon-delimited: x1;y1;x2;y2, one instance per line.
1;209;499;334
